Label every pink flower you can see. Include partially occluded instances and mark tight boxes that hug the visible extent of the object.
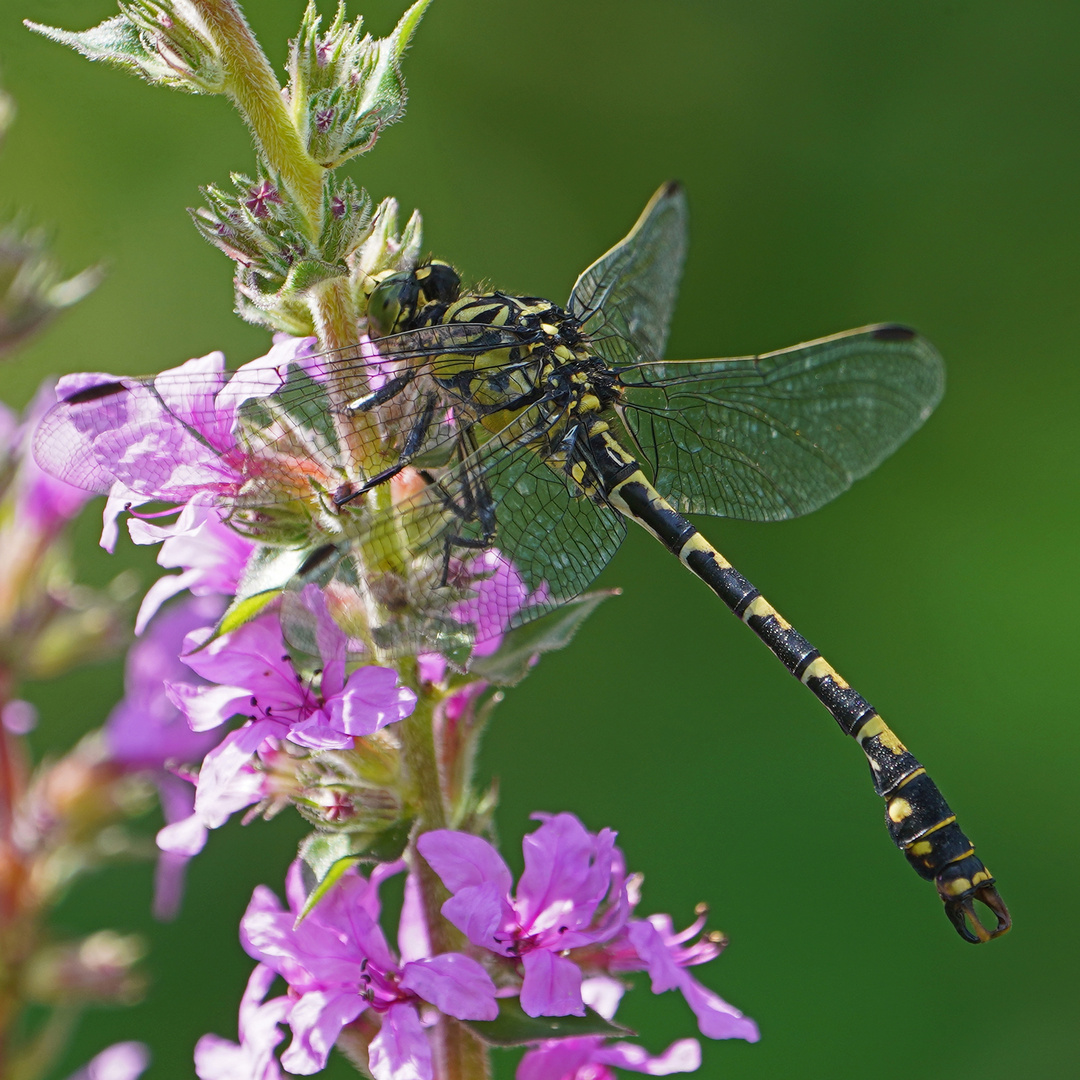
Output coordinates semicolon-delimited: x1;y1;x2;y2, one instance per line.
418;814;759;1043
195;964;290;1080
169;606;416;752
32;337;316;549
417;813;629;1017
65;1043;149;1080
518;1036;701;1080
240;860;498;1077
158;595;414;857
104;594;227;918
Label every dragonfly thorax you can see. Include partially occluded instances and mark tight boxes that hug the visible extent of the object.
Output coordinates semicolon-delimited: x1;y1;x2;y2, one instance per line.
407;284;623;419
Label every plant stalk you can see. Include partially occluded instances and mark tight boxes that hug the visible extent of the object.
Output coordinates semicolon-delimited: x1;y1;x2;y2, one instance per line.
191;0;325;236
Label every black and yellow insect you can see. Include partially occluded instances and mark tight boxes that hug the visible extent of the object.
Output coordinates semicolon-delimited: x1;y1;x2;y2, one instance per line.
34;183;1009;942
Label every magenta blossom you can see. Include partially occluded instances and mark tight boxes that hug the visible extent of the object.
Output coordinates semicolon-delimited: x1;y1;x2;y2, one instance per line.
195;964;290;1080
65;1043;150;1080
418;814;759;1043
169;607;416;752
518;1036;701;1080
417;813;629;1017
104;593;227;918
158;596;415;857
33;336;315;549
241;859;498;1078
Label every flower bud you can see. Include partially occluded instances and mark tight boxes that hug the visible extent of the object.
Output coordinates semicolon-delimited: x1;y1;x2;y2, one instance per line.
190;171;371;334
286;0;433;168
26;2;226;95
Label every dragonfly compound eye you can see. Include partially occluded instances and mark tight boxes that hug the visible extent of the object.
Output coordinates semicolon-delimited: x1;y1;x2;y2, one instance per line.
366;270;422;337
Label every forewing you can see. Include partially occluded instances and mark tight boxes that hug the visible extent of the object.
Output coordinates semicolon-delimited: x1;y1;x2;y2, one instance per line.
617;325;944;522
568;182;687;366
31;324;538;505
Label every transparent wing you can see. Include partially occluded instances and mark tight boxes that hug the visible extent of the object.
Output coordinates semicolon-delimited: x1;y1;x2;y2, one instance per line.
617;324;944;522
568;182;687;366
31;323;540;505
333;408;627;656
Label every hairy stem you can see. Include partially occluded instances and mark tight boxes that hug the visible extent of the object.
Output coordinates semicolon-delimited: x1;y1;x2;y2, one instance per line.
191;0;324;235
399;677;490;1079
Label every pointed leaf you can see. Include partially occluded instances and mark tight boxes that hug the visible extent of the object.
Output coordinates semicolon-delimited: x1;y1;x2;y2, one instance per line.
470;590;617;686
296;821;414;922
461;999;633;1047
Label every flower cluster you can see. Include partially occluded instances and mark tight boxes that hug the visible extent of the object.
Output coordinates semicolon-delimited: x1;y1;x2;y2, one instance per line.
197;814;756;1080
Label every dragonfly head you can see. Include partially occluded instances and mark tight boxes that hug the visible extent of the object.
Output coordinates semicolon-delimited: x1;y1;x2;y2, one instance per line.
365;260;461;336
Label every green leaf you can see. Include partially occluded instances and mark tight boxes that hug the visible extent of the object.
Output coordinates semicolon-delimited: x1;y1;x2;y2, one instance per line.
470;590;618;686
462;999;633;1047
208;588;283;645
296;821;413;922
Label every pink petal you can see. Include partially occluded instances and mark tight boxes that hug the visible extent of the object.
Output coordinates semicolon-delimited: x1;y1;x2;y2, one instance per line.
400;954;498;1020
327;666;416;736
520;950;584;1018
677;974;760;1043
166;682;253;732
595;1039;702;1075
516;1038;602;1080
627;920;683;993
417;830;514;895
368;1003;432;1080
280;991;366;1075
441;882;511;953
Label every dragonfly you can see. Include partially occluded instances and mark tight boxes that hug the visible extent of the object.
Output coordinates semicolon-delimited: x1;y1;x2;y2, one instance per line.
33;183;1009;943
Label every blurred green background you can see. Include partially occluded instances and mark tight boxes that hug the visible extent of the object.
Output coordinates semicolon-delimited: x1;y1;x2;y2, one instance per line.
2;0;1078;1076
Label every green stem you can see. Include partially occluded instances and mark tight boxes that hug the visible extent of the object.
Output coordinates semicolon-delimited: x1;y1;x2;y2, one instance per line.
399;676;490;1080
7;1006;79;1080
191;0;324;236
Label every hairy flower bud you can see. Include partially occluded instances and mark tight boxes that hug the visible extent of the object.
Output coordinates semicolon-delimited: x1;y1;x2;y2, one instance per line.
26;1;226;95
286;0;433;168
190;172;371;333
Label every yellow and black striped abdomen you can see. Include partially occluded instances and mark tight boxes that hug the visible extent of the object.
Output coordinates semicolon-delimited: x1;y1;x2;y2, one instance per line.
593;426;1009;942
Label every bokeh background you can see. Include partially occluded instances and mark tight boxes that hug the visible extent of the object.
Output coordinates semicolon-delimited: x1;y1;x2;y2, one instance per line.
2;0;1078;1076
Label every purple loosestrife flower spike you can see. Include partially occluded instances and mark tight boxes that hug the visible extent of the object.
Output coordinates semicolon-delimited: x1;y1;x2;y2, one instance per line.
240;860;498;1077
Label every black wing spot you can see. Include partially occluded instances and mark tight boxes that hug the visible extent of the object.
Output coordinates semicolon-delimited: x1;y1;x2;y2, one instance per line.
872;324;917;342
63;381;128;404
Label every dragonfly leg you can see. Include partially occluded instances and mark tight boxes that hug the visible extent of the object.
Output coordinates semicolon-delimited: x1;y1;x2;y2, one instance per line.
335;393;439;506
